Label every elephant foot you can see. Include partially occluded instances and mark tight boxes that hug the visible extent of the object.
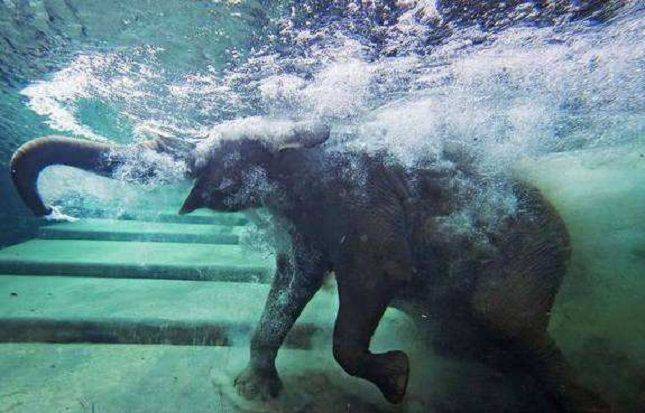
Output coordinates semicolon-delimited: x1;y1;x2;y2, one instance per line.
234;365;283;402
371;350;410;404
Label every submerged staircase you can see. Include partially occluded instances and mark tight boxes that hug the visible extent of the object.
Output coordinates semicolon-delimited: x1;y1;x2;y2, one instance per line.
0;209;343;346
0;207;413;412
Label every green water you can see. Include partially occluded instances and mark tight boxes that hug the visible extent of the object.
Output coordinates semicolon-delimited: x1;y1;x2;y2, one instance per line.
0;1;643;412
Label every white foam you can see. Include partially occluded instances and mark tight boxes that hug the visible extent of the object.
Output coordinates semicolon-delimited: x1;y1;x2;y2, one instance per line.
18;3;643;231
43;206;78;223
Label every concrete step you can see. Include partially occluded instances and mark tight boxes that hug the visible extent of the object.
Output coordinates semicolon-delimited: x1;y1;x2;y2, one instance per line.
0;240;274;282
0;275;413;348
45;207;248;226
154;209;248;226
39;219;245;244
0;343;421;413
0;276;319;347
97;209;248;226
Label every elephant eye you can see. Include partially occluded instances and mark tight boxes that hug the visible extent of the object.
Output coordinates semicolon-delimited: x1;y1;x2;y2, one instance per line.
223;150;241;167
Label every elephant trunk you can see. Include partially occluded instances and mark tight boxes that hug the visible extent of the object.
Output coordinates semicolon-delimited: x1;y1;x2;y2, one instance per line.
10;136;123;217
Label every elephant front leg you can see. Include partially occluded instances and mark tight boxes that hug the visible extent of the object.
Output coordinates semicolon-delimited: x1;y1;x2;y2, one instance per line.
234;251;326;401
332;272;410;404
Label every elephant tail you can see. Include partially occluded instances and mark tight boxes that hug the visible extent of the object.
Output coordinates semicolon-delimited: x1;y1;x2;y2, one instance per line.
10;136;124;217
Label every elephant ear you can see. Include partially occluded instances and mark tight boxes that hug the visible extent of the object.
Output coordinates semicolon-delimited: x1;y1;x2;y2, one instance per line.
139;133;196;162
277;122;330;151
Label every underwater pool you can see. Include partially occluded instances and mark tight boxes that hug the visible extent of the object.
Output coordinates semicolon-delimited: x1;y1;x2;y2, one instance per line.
0;1;643;412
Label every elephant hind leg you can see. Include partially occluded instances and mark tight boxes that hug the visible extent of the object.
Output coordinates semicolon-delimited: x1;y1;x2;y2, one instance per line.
469;268;608;411
430;309;606;412
487;333;608;412
332;276;409;404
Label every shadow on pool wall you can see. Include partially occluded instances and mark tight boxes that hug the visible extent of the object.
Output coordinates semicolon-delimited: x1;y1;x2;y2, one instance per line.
0;6;66;247
0;173;39;248
0;97;50;248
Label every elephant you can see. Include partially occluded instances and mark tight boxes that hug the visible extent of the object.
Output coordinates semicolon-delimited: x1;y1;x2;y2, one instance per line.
10;121;606;411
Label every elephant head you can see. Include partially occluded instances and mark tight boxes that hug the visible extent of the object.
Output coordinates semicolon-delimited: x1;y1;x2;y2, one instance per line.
9;120;328;218
10;134;192;217
179;121;330;214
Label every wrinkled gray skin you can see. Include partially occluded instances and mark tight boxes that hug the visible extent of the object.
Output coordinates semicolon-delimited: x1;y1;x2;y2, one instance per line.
10;126;606;412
